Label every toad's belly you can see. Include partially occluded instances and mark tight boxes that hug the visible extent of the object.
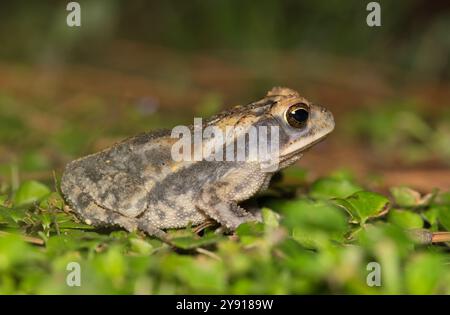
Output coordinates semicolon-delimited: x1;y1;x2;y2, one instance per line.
141;201;208;229
138;186;207;228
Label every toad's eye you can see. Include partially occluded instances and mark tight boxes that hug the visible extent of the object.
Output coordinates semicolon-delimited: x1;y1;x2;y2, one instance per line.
286;103;309;128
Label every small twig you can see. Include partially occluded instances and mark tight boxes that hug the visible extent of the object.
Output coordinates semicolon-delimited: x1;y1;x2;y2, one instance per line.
0;230;45;246
193;219;216;234
408;229;450;245
431;232;450;243
195;247;222;261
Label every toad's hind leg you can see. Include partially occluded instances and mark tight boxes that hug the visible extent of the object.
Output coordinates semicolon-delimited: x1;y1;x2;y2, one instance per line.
65;192;170;243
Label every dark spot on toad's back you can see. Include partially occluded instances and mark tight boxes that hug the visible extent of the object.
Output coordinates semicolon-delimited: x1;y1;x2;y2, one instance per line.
77;192;92;209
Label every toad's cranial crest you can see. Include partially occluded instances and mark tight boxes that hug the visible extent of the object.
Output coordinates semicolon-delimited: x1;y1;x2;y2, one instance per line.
60;87;335;242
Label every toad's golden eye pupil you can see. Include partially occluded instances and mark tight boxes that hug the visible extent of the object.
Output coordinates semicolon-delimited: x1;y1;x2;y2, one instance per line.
286;103;309;128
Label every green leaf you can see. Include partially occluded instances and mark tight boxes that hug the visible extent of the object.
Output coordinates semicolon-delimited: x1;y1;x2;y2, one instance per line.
310;178;362;200
390;186;421;207
235;222;265;244
390;186;434;207
40;213;52;232
129;238;153;255
291;227;330;250
170;232;225;250
405;253;444;294
39;192;64;210
53;212;94;230
276;198;348;235
336;191;390;224
164;254;226;293
45;234;80;256
0;206;27;225
436;205;450;231
13;181;51;206
422;207;440;228
93;246;127;284
0;234;31;271
45;232;105;259
261;207;279;229
388;209;423;229
356;223;414;259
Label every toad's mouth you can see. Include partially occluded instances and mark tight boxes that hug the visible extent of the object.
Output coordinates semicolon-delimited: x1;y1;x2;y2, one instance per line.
299;135;329;152
279;135;329;163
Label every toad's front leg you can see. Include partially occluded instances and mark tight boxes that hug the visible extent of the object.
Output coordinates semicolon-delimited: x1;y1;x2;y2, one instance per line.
195;168;268;231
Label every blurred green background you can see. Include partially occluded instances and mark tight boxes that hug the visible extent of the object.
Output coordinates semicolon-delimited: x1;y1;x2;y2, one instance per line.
0;0;449;294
